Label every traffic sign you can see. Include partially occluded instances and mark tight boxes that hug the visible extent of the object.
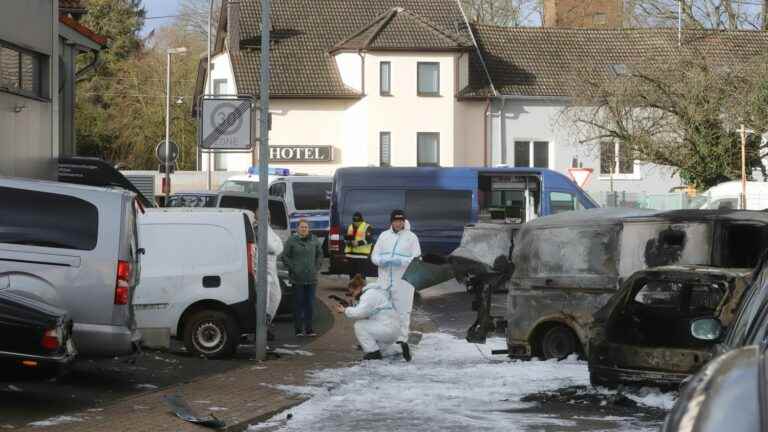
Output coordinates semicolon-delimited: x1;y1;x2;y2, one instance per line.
568;168;593;188
199;96;253;150
155;140;179;163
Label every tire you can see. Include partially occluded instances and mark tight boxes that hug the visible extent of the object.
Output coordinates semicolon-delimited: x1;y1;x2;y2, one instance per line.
539;325;578;360
183;310;238;358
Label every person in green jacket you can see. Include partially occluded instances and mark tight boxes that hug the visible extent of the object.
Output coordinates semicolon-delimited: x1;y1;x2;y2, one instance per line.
282;220;324;336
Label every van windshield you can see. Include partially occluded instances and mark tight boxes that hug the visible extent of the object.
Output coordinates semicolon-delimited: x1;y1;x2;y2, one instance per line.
220;180;259;194
293;182;331;210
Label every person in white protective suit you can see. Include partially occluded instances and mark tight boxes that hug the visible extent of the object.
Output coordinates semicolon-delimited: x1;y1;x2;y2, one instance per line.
253;217;284;338
370;209;421;361
334;274;404;361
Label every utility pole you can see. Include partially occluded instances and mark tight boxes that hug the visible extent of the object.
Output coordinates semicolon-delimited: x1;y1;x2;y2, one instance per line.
255;0;271;361
207;0;215;190
165;47;187;203
741;124;747;210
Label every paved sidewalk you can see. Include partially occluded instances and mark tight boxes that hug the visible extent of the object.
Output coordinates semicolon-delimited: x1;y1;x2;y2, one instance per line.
20;280;361;432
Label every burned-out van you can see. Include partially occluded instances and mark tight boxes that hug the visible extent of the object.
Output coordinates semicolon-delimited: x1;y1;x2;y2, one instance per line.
506;209;768;360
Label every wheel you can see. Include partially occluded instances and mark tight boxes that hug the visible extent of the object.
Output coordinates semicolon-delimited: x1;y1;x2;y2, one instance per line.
539;325;578;360
183;310;238;358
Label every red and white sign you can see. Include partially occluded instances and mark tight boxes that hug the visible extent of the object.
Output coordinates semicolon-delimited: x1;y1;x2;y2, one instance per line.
568;168;593;188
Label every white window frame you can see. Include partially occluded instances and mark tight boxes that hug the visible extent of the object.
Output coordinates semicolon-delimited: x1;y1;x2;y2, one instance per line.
599;141;642;180
508;139;552;169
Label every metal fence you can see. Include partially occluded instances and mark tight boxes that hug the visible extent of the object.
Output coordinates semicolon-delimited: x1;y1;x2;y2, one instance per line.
597;191;702;210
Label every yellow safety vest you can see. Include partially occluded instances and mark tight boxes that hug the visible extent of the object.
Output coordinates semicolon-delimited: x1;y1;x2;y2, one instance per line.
345;222;372;255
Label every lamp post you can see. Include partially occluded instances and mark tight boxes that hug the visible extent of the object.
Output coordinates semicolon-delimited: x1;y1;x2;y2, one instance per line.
165;47;188;203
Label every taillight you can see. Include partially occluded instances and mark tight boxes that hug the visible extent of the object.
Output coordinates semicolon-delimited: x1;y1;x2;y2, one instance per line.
41;328;61;351
247;241;255;275
329;225;341;253
115;260;131;305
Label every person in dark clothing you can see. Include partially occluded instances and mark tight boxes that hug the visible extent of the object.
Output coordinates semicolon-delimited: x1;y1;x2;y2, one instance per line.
344;211;373;279
282;219;324;336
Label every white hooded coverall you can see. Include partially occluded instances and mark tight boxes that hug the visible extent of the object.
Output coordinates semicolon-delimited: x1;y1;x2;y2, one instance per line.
255;224;284;323
370;227;421;342
344;284;400;353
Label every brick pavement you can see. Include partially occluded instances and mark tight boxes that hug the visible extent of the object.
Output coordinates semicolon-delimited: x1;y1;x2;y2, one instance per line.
20;280;361;432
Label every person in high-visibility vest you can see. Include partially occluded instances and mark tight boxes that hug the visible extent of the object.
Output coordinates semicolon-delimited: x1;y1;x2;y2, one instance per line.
345;212;373;278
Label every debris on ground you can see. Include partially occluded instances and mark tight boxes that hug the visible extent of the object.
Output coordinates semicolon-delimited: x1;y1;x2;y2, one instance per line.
163;394;226;429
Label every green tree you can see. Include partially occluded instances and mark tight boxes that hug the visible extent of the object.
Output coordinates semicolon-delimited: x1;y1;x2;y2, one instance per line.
75;1;203;170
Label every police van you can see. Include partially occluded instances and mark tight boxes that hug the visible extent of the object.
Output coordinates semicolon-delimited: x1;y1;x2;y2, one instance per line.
219;168;332;247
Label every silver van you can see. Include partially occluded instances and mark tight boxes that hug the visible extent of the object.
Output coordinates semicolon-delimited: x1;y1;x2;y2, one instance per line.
0;177;142;357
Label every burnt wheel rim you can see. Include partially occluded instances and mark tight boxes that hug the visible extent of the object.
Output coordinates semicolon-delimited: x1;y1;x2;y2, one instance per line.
193;321;226;355
542;328;575;360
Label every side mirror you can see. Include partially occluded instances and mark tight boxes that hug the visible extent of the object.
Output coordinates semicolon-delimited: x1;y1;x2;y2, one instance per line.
690;318;723;342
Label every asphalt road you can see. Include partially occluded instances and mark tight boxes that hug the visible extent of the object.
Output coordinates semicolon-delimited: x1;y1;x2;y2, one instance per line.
0;299;334;429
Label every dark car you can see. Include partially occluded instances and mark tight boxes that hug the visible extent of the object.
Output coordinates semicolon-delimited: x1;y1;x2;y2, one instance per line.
0;289;76;378
166;192;218;208
588;266;750;388
661;343;767;432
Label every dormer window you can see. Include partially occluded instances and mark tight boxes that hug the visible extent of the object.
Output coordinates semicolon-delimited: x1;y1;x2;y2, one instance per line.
608;63;628;76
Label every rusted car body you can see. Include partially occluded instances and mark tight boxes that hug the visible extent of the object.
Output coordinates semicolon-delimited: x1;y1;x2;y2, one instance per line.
588;266;750;388
506;209;768;360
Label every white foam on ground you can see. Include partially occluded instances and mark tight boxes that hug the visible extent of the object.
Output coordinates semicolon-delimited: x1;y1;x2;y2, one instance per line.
273;348;314;356
249;332;672;432
28;416;82;427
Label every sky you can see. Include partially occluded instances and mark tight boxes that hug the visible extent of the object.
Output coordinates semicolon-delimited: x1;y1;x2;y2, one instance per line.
141;0;182;35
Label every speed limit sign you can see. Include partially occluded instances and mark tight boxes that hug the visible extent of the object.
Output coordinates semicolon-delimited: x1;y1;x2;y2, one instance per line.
199;96;253;150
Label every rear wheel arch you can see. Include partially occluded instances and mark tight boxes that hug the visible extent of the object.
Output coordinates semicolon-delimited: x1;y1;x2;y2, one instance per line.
530;320;585;360
177;300;236;339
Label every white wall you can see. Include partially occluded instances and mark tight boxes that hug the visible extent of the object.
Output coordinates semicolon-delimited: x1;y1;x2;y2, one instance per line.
488;98;682;196
364;51;458;167
0;0;58;180
335;52;363;92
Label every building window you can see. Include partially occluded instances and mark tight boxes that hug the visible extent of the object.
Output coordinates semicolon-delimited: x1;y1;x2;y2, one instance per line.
0;41;43;98
417;133;440;167
417;62;440;96
380;132;391;167
213;78;227;95
600;141;639;178
380;62;391;96
512;140;549;168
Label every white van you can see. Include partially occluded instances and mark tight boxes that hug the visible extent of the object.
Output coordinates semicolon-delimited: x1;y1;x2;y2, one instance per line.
694;181;768;210
133;208;256;358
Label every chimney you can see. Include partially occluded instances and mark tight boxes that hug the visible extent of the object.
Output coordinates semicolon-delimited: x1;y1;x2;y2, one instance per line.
543;0;624;28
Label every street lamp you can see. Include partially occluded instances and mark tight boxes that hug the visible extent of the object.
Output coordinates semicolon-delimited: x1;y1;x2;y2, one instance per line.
165;47;188;203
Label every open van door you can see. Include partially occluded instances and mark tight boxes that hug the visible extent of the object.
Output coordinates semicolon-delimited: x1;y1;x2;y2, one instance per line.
57;156;155;208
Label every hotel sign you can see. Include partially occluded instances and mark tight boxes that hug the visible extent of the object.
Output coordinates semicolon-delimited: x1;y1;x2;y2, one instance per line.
269;146;334;162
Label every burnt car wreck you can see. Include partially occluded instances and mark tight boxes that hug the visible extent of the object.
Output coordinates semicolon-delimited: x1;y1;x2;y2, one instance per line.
407;208;768;387
588;266;750;388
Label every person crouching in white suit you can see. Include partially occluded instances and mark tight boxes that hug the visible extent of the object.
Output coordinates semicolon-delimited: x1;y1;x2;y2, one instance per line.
335;275;405;361
370;209;421;361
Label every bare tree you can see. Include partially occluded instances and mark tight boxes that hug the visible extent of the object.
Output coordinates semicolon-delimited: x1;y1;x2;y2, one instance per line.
628;0;766;30
461;0;542;26
177;0;222;41
563;52;768;189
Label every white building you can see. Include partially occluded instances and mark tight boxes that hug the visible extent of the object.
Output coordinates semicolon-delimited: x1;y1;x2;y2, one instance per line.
193;0;768;200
